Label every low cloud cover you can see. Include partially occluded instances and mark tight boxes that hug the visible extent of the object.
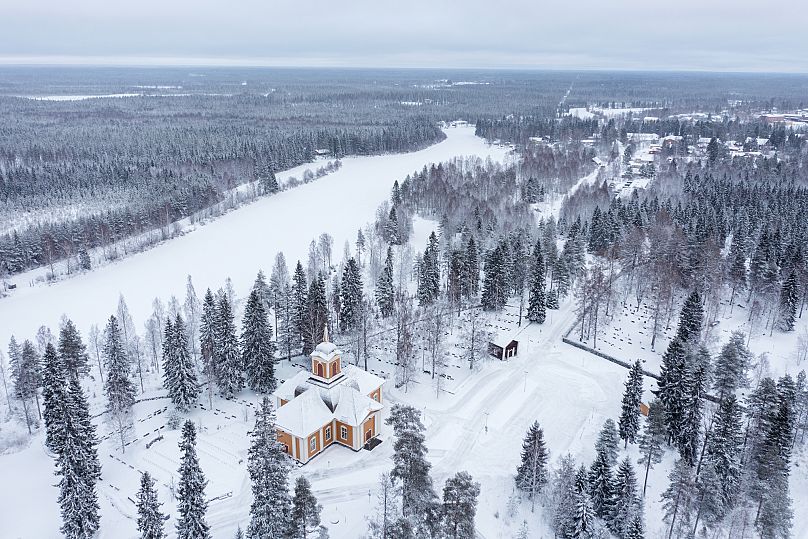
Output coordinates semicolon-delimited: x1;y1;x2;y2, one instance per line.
2;0;807;72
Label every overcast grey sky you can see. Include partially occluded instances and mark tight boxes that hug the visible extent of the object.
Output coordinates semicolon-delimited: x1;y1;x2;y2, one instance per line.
2;0;807;72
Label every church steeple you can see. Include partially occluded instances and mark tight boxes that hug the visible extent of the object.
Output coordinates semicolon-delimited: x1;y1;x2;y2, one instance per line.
310;325;341;381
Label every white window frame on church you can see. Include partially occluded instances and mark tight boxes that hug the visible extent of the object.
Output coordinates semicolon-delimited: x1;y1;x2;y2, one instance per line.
325;426;332;441
309;436;316;452
340;425;348;440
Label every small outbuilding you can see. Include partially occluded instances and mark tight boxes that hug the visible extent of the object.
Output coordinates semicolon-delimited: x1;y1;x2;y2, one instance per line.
488;336;518;360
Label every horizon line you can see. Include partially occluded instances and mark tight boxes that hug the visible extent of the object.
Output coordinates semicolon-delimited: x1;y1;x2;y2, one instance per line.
0;55;807;75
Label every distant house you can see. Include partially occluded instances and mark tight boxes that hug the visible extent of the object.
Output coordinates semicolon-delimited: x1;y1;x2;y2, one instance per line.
314;148;331;157
639;402;650;417
488;335;518;360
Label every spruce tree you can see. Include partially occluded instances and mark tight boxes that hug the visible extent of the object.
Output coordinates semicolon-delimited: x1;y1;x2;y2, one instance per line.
587;448;614;519
199;289;218;395
377;246;395;318
515;420;549;510
136;471;166;539
42;342;69;454
618;360;644;447
306;273;329;353
712;331;751;399
595;419;619;467
215;294;243;398
339;257;363;331
247;397;291;539
527;239;547;323
441;471;480;539
463;236;479;298
163;314;200;412
572;466;595;539
778;271;798;331
242;289;277;393
292;261;310;351
481;244;507;311
549;454;578;538
57;376;101;539
58;319;90;380
289;476;321;539
675;290;703;344
678;361;706;465
609;457;642;537
417;232;440;306
176;421;210;539
657;338;687;444
103;315;136;451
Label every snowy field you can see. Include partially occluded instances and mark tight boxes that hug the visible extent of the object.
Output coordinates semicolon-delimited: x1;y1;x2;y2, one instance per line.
0;125;507;351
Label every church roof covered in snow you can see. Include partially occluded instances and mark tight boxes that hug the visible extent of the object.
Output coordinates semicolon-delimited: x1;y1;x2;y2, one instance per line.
333;386;382;425
275;389;334;438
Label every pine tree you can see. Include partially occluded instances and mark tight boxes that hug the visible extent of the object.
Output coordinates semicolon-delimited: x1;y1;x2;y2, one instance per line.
618;360;644;447
441;471;480;539
386;404;438;533
136;471;166;539
377;246;395;318
215;293;243;398
515;420;549;510
103;315;136;451
163;314;200;412
58;319;90;379
176;421;210;539
11;338;42;432
289;476;321;539
527;239;547;323
778;271;798;331
247;397;291;539
339;257;363;331
660;459;695;539
242;289;277;393
638;399;665;496
609;457;642;537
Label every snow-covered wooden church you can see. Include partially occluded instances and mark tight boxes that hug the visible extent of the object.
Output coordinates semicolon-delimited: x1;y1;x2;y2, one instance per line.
273;329;385;464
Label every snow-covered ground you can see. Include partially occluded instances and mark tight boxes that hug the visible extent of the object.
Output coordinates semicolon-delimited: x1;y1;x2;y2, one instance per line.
0;126;507;351
3;124;806;539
